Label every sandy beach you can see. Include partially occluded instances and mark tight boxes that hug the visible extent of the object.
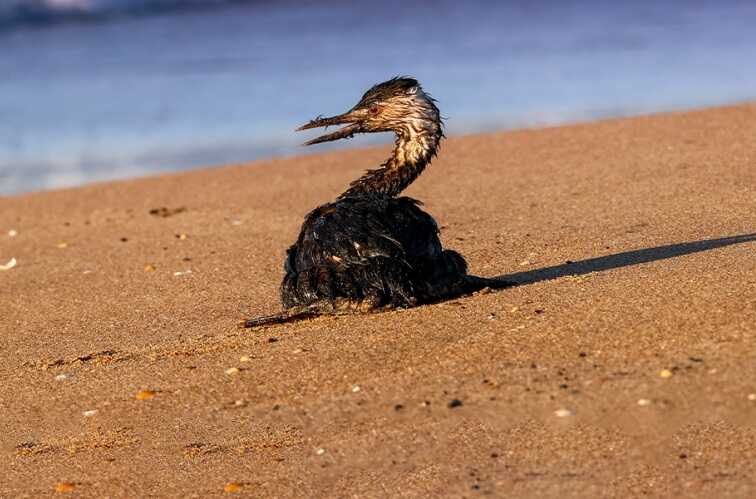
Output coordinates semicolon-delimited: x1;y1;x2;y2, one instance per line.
2;104;755;497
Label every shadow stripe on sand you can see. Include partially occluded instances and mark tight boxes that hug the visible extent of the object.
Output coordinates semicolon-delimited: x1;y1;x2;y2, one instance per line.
498;233;756;286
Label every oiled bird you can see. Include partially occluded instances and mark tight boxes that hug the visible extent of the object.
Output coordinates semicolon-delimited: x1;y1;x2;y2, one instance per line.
244;77;510;327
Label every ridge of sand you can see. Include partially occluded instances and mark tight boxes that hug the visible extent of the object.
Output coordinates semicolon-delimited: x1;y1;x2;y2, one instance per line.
1;104;756;498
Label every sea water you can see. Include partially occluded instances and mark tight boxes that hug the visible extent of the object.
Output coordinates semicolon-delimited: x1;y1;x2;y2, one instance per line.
1;0;755;195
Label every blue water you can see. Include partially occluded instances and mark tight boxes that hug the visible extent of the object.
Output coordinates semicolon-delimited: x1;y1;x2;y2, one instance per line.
2;0;756;195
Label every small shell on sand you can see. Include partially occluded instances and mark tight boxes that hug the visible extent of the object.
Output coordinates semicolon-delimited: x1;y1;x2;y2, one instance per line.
7;229;17;237
637;398;652;406
0;258;17;271
660;369;673;378
82;410;98;417
554;408;573;418
748;393;756;401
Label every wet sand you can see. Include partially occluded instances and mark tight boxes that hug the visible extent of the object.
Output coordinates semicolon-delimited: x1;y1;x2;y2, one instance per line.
1;104;755;498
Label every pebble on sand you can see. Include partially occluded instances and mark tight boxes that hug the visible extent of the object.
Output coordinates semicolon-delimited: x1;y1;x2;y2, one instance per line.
54;374;69;381
225;367;240;375
135;390;157;400
352;385;361;393
315;448;326;455
149;206;186;218
82;410;98;417
56;242;69;248
224;482;243;493
554;408;573;418
8;229;17;237
54;482;76;493
748;393;756;401
660;369;673;378
637;398;652;406
239;355;252;363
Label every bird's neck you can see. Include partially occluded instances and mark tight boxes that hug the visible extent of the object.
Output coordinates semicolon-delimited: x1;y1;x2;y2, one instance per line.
339;123;442;199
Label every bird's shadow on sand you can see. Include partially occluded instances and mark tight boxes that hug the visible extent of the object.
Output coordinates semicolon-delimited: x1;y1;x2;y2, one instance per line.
485;232;756;288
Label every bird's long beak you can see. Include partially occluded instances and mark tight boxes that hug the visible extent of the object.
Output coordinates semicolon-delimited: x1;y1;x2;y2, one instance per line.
296;111;362;146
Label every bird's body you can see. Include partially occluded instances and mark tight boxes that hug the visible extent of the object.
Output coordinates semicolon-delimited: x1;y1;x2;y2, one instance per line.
244;78;509;327
280;195;468;313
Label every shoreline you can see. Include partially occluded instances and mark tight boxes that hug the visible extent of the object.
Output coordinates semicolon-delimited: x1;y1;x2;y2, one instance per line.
4;99;755;200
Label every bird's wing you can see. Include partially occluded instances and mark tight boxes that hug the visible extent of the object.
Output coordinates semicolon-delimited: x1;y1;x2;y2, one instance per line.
295;198;411;270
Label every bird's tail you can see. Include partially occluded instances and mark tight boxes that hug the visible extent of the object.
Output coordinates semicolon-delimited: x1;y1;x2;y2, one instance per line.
461;275;516;293
242;304;324;328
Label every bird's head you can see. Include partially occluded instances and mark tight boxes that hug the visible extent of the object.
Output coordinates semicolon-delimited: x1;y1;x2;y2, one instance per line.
297;77;441;146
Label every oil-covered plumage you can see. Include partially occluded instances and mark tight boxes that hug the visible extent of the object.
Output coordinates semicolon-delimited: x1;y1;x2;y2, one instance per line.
281;196;467;309
244;77;510;327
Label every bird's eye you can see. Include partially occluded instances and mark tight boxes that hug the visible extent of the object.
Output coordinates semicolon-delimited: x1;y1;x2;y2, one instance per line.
369;106;380;115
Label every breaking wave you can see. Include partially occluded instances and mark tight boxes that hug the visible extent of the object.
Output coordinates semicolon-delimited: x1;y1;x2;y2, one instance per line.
0;0;256;31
